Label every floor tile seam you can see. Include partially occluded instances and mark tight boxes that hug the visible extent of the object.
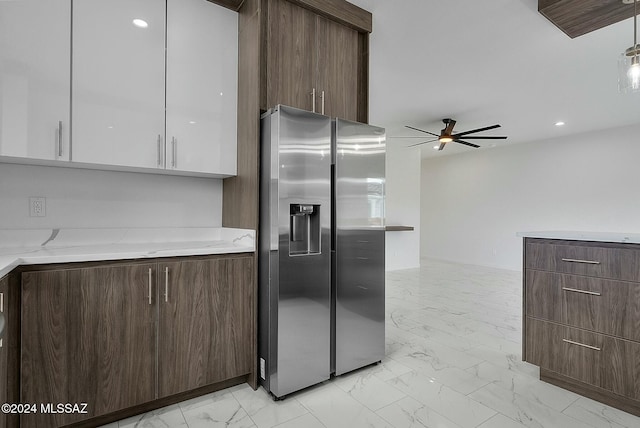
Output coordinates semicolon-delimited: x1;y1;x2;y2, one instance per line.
374;396;466;428
469;379;588;419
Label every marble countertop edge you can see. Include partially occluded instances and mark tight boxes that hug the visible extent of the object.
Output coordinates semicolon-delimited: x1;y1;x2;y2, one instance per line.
517;231;640;244
0;227;255;278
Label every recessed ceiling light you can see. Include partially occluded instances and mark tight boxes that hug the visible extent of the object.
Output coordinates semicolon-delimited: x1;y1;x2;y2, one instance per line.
433;145;439;150
133;19;148;28
555;121;565;126
189;121;196;125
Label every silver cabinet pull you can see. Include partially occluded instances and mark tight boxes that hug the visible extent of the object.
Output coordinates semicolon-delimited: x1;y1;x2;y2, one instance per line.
164;267;169;303
311;88;316;113
0;292;4;312
57;121;63;157
563;338;601;351
562;287;601;296
157;135;162;167
356;257;369;260
321;90;325;115
171;137;177;168
148;268;153;305
561;258;600;265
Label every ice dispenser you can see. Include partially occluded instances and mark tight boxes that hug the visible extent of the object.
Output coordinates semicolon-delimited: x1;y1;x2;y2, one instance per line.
289;204;321;255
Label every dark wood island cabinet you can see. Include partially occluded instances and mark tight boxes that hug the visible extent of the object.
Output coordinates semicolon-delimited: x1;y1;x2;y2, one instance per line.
522;236;640;417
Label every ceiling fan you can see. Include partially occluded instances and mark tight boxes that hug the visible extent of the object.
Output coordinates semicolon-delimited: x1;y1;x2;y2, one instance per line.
404;119;507;151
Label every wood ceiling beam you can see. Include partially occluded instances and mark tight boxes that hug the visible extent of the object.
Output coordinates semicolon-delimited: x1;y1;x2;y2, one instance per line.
539;0;636;38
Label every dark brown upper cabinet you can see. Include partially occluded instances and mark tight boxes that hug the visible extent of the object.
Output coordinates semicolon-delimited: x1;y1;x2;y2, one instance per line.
265;0;363;122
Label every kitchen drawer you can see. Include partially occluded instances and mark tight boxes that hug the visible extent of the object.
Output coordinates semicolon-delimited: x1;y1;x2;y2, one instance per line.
525;271;640;342
525;239;640;282
525;318;640;400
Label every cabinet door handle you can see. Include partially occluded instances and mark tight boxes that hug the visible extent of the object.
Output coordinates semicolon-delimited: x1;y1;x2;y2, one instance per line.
321;91;325;115
562;338;601;351
164;267;169;303
148;268;153;305
562;287;601;296
0;292;3;312
171;137;177;168
57;121;63;157
311;88;316;113
157;135;162;167
561;258;600;265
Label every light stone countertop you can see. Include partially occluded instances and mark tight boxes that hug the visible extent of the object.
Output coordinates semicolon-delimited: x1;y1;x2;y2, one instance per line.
0;227;255;278
517;231;640;244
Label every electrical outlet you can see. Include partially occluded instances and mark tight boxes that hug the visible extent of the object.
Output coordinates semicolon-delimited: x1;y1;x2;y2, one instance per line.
260;358;266;380
29;197;46;217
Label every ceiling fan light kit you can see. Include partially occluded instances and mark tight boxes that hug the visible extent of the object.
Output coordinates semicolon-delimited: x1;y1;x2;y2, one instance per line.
619;0;640;93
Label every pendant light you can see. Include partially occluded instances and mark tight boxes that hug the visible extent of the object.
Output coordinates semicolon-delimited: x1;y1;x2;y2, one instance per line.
619;0;640;93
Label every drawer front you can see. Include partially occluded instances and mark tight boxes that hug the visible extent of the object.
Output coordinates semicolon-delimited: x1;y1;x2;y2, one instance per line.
526;317;602;387
525;318;640;399
525;271;640;341
525;241;640;282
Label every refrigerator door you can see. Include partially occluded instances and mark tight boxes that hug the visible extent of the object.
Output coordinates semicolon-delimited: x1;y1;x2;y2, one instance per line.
333;118;385;376
259;105;332;398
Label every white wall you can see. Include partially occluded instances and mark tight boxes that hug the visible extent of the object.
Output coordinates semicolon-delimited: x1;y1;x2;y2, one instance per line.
0;163;222;229
385;144;421;270
420;122;640;271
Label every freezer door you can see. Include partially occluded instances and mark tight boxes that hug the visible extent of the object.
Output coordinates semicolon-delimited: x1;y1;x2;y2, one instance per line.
333;118;386;376
261;105;332;398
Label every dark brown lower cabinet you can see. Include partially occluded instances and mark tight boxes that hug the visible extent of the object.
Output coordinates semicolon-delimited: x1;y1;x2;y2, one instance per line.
20;264;157;427
18;253;254;427
158;256;253;397
0;275;10;428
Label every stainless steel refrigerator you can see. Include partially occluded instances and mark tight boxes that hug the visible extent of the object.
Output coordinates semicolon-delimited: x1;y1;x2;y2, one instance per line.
259;105;385;398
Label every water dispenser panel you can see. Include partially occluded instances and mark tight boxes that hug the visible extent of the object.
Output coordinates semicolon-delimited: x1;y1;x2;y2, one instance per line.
289;204;321;256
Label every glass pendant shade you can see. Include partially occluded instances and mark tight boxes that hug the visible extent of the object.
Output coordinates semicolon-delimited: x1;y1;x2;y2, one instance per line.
619;49;640;93
620;0;640;93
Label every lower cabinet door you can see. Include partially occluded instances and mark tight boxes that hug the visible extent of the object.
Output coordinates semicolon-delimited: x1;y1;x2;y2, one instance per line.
158;255;253;397
526;317;640;399
0;275;10;428
20;264;156;427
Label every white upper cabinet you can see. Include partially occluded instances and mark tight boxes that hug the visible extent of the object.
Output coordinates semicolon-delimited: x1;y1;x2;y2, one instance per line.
165;0;238;175
0;0;71;161
72;0;166;169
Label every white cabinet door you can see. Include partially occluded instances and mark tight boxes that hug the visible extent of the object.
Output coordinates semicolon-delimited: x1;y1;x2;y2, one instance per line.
72;0;165;169
165;0;237;175
0;0;70;161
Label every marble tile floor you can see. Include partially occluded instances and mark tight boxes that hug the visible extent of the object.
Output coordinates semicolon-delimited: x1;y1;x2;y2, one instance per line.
101;259;640;428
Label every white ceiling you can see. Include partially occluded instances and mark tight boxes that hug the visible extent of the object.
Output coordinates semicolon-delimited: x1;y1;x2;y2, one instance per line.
349;0;640;158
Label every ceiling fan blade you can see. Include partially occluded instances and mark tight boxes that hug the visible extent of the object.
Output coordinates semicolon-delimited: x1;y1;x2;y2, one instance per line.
454;140;480;148
455;124;501;137
407;138;438;147
461;136;507;140
443;119;456;135
438;141;447;151
405;125;439;137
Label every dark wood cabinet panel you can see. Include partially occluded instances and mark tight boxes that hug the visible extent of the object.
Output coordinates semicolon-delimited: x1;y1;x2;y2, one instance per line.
266;0;317;112
526;317;640;400
20;264;156;427
316;15;358;121
0;275;9;428
526;270;640;342
525;239;640;282
601;335;640;400
524;237;640;416
263;0;366;120
158;255;253;397
525;270;563;322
